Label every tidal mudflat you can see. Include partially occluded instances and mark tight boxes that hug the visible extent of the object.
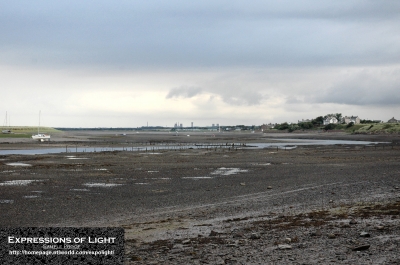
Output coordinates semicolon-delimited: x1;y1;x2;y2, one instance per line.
0;131;399;264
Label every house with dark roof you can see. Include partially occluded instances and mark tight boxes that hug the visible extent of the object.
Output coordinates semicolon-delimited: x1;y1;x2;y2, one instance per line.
342;116;360;124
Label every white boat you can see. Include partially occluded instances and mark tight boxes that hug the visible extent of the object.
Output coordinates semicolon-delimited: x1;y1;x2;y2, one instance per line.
32;111;50;141
32;133;51;141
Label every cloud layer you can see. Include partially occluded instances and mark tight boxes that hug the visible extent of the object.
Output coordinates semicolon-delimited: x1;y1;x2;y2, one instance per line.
1;1;399;126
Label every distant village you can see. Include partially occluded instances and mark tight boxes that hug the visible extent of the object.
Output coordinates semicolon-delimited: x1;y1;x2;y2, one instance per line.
135;114;400;132
260;114;399;132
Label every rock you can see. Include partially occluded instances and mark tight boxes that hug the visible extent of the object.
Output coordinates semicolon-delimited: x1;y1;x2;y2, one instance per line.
285;238;292;243
182;239;191;244
209;230;219;237
376;226;385;230
310;230;322;237
349;219;357;225
328;233;336;239
267;186;273;189
250;233;261;239
233;232;244;238
240;182;246;186
278;244;292;250
360;232;370;237
351;245;370;251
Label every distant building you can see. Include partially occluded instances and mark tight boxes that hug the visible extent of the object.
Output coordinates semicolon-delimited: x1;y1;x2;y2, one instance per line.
261;123;276;131
388;117;399;123
342;116;360;124
323;116;338;125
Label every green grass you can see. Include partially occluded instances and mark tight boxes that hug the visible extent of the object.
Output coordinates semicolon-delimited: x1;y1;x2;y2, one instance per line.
354;123;400;134
0;126;62;138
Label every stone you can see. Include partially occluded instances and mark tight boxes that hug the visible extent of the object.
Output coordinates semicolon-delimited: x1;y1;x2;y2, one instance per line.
376;226;384;230
250;233;261;239
240;182;246;186
233;232;244;238
328;233;336;239
267;186;273;189
360;232;370;237
278;244;292;250
285;238;292;243
349;219;357;225
352;245;370;251
209;230;219;237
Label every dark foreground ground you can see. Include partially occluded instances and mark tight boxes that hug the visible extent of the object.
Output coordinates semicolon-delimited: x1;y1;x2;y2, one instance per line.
0;131;399;264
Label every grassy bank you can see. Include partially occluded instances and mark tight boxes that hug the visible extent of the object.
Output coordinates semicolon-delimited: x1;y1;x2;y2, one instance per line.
0;126;61;138
353;123;400;134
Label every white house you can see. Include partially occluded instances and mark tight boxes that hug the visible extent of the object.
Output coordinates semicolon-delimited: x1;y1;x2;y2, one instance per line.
323;116;338;125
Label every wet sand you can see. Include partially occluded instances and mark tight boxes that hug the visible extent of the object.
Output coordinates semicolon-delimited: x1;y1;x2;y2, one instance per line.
0;131;399;264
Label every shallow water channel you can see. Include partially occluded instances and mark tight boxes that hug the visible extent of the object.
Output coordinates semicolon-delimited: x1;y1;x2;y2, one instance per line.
0;139;386;155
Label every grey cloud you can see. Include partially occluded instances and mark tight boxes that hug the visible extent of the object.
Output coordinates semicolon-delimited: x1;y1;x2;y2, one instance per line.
1;1;399;70
166;86;203;99
220;90;265;106
311;70;400;106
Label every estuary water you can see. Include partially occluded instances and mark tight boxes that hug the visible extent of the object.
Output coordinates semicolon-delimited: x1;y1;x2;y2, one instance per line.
0;139;387;155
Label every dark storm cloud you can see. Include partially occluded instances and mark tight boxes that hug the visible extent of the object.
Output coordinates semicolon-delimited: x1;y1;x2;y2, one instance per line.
1;1;400;69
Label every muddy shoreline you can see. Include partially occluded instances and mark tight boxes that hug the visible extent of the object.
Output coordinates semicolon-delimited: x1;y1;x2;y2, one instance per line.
0;131;399;264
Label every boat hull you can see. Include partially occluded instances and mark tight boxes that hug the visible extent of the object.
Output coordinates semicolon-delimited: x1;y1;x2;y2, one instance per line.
32;134;51;141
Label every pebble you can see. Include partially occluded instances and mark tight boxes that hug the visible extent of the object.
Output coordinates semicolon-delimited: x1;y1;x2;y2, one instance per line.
277;244;292;250
351;245;370;251
209;230;219;237
360;232;370;237
328;233;336;239
250;233;261;239
349;219;358;225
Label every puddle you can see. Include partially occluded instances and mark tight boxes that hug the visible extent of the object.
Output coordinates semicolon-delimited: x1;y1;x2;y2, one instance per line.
148;177;171;180
6;163;32;167
210;167;248;176
70;188;90;192
23;195;39;199
147;171;159;173
139;153;162;155
83;183;123;188
67;158;89;160
250;163;271;166
95;168;108;171
0;200;14;204
134;183;150;185
0;180;43;186
1;170;16;173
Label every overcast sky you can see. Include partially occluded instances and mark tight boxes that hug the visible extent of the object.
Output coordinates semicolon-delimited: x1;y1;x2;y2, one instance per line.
1;1;399;127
